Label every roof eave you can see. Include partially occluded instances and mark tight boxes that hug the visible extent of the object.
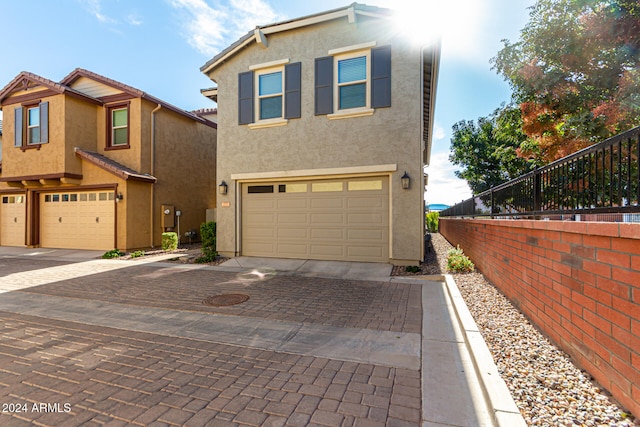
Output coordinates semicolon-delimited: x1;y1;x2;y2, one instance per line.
200;3;393;75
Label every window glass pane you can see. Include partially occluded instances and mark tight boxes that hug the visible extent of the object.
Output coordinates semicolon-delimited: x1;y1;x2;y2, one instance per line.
99;193;108;201
285;183;307;193
44;195;51;202
80;194;88;201
2;197;8;203
112;109;127;127
16;196;24;203
52;194;60;202
8;196;15;203
88;193;97;201
108;192;115;200
259;72;282;96
62;194;70;202
348;180;383;191
113;128;128;145
28;108;40;126
247;185;274;194
338;56;366;83
339;83;366;109
260;96;283;120
29;128;41;144
312;182;343;192
70;194;78;202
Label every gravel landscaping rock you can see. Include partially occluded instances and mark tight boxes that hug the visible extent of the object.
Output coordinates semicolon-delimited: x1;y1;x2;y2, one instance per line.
423;233;639;427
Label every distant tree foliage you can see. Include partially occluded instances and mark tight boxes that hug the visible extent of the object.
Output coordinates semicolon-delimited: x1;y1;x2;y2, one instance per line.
449;106;537;194
492;0;640;162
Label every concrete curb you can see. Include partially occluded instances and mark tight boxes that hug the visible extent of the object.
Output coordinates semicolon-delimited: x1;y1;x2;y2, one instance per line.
443;274;527;427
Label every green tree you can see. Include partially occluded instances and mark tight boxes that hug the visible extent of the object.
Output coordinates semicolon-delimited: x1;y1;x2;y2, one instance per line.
492;0;640;163
449;106;537;194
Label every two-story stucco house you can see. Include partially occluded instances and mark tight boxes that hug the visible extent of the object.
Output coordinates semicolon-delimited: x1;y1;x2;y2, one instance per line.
201;3;439;265
0;68;217;251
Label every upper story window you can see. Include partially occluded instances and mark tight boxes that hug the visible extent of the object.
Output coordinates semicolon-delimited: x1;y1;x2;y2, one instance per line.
106;103;129;149
238;59;301;129
257;69;283;120
13;101;49;149
315;43;391;119
27;106;42;144
336;53;368;110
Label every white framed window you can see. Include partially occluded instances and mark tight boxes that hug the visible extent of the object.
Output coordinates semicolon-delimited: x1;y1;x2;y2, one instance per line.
336;52;369;111
256;67;284;120
111;107;128;146
27;106;41;144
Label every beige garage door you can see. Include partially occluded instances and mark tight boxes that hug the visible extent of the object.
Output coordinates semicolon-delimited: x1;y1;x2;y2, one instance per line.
0;195;26;246
40;191;115;250
242;177;389;262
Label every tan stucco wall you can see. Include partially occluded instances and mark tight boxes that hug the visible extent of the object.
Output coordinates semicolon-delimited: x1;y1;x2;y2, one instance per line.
152;106;217;247
1;95;66;177
206;16;426;263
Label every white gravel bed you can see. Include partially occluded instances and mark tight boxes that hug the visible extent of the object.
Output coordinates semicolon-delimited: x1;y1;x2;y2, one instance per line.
430;233;639;427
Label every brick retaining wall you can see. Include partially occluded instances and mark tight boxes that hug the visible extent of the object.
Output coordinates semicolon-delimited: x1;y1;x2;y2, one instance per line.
440;218;640;418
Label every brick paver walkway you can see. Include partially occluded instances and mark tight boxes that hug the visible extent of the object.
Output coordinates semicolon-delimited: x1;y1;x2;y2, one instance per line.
0;259;423;426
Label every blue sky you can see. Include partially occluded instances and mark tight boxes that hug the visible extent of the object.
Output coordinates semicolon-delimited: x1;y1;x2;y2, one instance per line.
0;0;534;205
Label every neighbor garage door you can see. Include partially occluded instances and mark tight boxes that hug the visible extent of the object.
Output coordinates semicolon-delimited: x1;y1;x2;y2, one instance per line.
0;194;26;246
242;177;389;262
40;190;115;250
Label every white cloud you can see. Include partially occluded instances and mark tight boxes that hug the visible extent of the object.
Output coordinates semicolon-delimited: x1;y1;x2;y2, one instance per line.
169;0;280;56
81;0;116;24
127;14;143;26
425;151;472;206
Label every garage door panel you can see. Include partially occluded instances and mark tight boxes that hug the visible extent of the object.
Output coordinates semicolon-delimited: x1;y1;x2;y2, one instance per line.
277;243;310;256
242;177;388;262
277;228;309;239
310;244;345;257
347;213;384;224
347;245;384;259
277;213;308;224
347;228;385;241
310;228;344;239
277;199;308;209
1;195;26;246
245;227;275;238
310;213;345;224
310;197;344;209
245;213;275;225
347;196;385;209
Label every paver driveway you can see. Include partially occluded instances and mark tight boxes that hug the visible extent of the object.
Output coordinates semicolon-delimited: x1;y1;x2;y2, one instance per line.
0;257;423;426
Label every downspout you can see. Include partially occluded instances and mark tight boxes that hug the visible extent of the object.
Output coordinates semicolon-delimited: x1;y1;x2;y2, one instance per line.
150;104;162;248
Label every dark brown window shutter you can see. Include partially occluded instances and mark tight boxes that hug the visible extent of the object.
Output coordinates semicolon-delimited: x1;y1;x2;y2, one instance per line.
40;102;49;143
238;71;254;125
284;62;301;119
315;56;333;115
371;45;391;108
14;107;23;147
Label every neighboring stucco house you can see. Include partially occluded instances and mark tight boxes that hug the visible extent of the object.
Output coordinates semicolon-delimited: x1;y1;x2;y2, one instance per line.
0;68;217;250
201;3;439;265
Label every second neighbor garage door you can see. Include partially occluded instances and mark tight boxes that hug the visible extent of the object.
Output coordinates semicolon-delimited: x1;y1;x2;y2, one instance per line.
242;177;389;262
40;190;115;250
0;194;26;247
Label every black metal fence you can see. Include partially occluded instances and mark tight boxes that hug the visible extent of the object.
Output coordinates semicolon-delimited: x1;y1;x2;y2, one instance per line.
440;126;640;221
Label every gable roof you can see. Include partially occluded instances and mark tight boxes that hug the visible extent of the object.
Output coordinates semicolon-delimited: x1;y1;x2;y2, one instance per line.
200;3;393;75
75;148;157;183
0;68;216;128
0;71;103;106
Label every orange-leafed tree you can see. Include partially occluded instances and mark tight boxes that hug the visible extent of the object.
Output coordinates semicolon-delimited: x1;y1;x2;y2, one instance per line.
492;0;640;163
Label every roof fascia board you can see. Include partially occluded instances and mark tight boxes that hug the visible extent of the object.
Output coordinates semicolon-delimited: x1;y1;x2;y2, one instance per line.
202;7;362;74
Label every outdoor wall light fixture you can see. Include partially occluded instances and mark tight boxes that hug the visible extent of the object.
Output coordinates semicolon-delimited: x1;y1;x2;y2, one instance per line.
219;181;228;195
401;171;410;189
116;192;124;202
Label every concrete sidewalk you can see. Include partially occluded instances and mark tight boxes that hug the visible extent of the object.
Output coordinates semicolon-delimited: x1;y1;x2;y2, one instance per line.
0;249;524;426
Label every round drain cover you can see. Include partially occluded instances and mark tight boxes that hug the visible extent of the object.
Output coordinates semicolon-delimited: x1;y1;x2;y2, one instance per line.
203;293;250;307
